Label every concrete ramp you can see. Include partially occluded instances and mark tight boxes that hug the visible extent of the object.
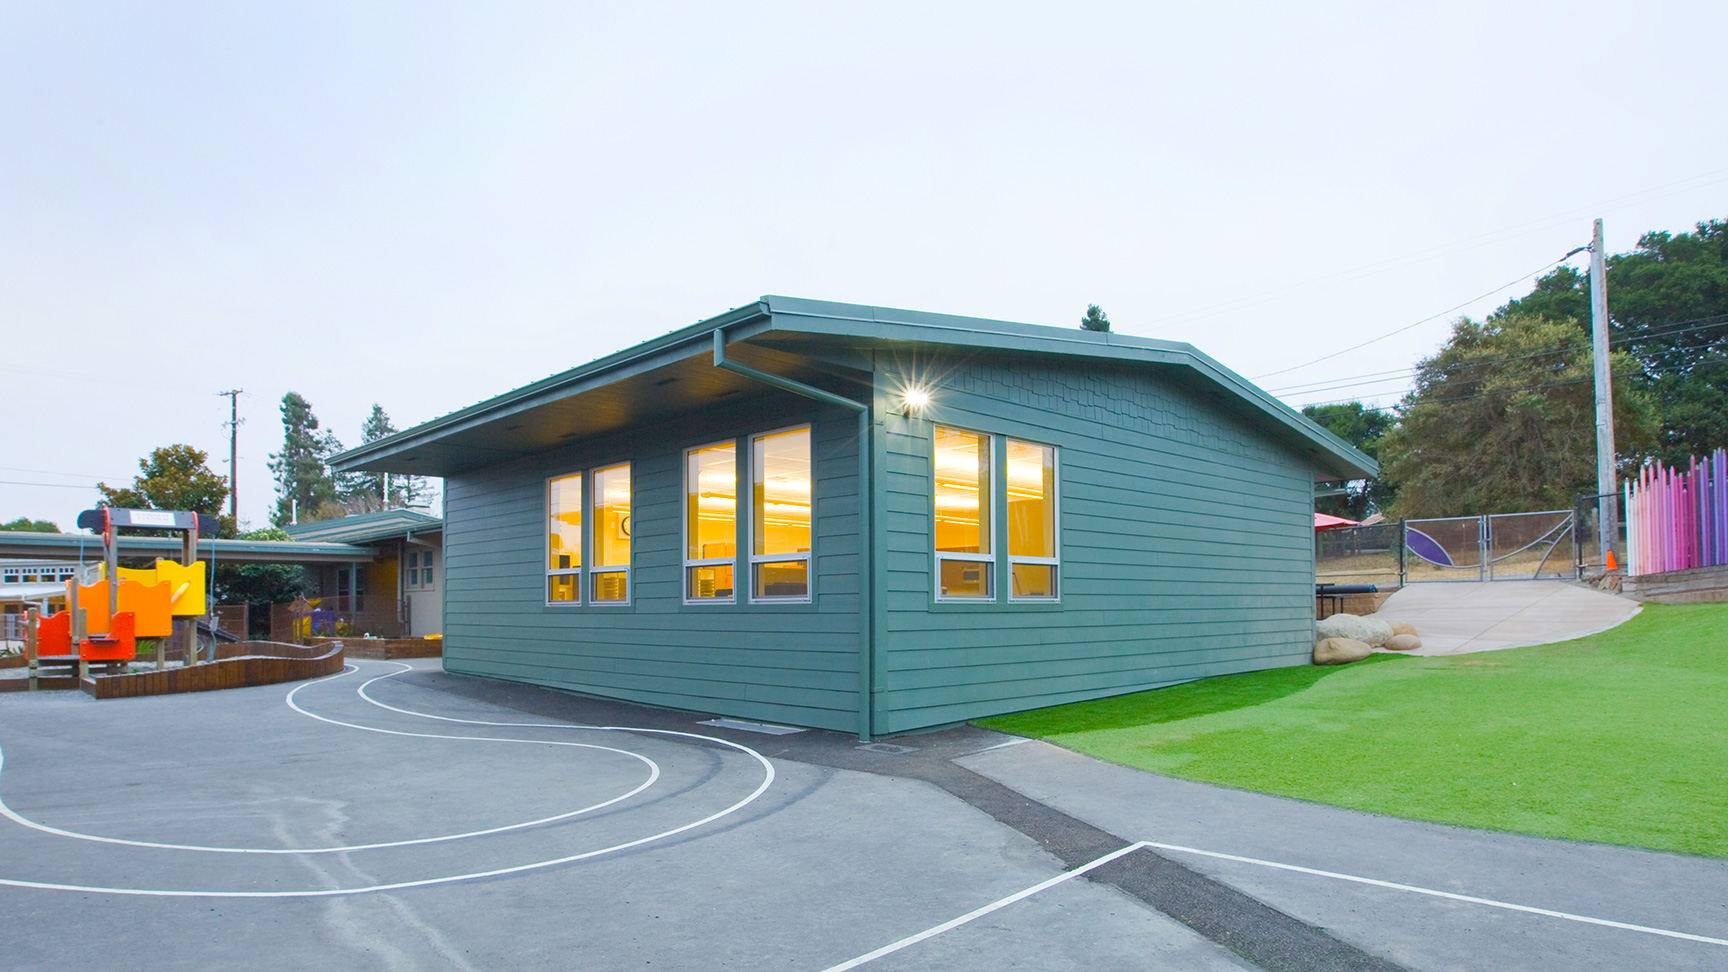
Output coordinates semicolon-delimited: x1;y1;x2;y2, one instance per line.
1368;581;1640;656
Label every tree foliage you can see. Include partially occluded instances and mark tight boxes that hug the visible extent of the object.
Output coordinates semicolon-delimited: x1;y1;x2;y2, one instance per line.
97;444;231;531
1378;313;1657;518
1301;402;1395;518
337;404;426;513
1080;304;1111;332
269;392;342;526
1494;218;1728;464
212;526;309;638
1;517;60;533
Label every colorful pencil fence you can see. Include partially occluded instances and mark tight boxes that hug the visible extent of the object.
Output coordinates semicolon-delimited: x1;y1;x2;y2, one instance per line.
1624;448;1728;577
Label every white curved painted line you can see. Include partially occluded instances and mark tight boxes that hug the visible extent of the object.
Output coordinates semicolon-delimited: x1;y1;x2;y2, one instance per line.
0;661;776;897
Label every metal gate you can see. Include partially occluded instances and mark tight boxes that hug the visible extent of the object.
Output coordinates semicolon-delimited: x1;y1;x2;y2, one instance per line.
1402;510;1576;582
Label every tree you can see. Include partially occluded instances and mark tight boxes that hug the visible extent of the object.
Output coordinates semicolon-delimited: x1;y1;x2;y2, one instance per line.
1;517;60;533
1378;313;1658;518
1301;402;1395;519
1079;304;1111;332
97;445;230;523
269;392;342;526
1494;218;1728;465
212;526;309;639
337;404;426;513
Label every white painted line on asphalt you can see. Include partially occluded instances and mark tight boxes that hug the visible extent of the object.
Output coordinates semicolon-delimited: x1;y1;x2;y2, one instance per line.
0;663;778;897
967;737;1035;754
815;842;1152;972
1145;841;1728;948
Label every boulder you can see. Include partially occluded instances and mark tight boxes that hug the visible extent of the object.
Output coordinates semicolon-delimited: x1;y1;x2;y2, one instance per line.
1383;633;1423;651
1388;621;1419;638
1314;637;1372;665
1315;613;1394;647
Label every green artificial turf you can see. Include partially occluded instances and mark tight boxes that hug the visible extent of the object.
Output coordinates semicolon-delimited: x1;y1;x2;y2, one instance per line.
978;602;1728;857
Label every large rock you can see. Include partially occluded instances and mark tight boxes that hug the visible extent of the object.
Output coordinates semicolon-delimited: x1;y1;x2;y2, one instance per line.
1316;613;1395;647
1383;633;1423;651
1388;621;1419;638
1314;637;1372;665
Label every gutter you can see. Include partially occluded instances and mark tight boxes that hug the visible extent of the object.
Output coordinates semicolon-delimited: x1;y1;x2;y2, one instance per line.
711;328;877;741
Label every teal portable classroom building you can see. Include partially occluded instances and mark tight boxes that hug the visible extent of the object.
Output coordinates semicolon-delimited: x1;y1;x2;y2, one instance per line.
334;297;1375;738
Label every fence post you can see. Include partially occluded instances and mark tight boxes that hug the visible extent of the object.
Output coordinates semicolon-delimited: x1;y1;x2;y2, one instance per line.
1399;519;1407;587
1479;515;1491;582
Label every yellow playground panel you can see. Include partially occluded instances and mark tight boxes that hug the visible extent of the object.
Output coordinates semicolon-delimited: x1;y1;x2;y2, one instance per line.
118;560;207;616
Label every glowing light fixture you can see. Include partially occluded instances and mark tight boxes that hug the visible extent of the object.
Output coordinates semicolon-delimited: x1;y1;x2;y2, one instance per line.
902;388;931;414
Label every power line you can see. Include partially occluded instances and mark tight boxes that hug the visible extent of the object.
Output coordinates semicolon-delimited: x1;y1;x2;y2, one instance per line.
1143;166;1728;330
1271;316;1728;398
1297;356;1728;414
0;480;103;490
1252;249;1589;381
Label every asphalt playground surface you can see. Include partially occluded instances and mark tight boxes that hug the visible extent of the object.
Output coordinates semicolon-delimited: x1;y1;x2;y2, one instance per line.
1;659;1723;971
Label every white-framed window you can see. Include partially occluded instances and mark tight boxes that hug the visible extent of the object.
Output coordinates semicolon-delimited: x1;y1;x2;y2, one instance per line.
1005;439;1059;600
933;426;994;599
546;464;633;605
684;440;738;603
750;425;812;602
590;463;632;604
406;550;421;590
546;472;584;604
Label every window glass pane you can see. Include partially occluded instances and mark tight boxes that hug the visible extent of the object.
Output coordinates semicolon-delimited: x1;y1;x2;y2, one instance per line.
1007;440;1055;558
422;568;435;586
753;428;811;557
548;474;583;570
592;570;628;602
548;574;578;602
593;463;632;568
934;427;990;554
753;561;808;599
687;443;737;561
408;551;419;570
939;559;992;598
687;564;734;600
1010;563;1056;599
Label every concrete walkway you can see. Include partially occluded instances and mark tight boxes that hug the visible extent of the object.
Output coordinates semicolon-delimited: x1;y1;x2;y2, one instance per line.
1366;580;1640;655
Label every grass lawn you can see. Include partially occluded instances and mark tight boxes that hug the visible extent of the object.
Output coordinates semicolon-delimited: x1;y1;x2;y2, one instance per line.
978;602;1728;857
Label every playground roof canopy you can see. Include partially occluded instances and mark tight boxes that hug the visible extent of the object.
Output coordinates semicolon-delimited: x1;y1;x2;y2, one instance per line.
0;531;378;564
282;509;442;546
331;296;1379;482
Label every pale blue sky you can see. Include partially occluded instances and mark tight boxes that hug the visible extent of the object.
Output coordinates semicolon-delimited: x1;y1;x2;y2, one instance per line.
5;1;1726;530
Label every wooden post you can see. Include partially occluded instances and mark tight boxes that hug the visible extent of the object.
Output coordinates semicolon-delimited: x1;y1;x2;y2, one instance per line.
183;529;200;666
25;607;38;692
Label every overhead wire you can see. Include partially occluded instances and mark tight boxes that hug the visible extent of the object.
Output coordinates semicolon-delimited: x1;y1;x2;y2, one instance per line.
1271;315;1728;398
1251;248;1589;381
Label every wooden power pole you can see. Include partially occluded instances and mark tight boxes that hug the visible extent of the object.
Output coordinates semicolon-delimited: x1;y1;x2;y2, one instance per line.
217;389;244;523
1590;220;1617;565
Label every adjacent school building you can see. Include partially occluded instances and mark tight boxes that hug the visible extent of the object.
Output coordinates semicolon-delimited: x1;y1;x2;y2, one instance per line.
332;297;1375;738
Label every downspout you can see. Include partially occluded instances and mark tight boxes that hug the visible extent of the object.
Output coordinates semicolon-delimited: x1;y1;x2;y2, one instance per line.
712;329;875;740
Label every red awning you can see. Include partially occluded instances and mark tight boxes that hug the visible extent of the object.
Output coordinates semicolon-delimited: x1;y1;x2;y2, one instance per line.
1314;512;1359;531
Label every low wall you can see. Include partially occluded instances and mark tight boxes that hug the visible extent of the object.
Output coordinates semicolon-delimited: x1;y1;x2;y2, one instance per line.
306;637;442;660
81;641;345;700
1623;564;1728;604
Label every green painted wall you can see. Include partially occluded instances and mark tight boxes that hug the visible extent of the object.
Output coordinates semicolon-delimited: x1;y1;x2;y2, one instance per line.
872;353;1317;734
441;392;864;732
440;349;1319;738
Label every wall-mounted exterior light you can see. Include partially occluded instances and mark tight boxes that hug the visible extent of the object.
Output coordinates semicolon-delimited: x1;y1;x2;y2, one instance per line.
902;389;930;415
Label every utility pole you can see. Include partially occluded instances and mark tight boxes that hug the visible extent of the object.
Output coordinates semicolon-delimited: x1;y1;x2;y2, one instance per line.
1589;220;1617;567
217;390;244;524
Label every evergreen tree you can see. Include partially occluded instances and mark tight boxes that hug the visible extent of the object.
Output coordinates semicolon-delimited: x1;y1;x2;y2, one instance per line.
338;404;425;511
1080;304;1112;332
1301;403;1395;518
1;517;61;533
268;392;342;526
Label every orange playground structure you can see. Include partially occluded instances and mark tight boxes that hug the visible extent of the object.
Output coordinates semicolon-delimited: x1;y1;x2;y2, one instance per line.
23;508;219;684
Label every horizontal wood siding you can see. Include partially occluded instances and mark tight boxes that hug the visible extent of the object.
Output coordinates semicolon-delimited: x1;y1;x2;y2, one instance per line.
442;394;862;733
877;356;1316;733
